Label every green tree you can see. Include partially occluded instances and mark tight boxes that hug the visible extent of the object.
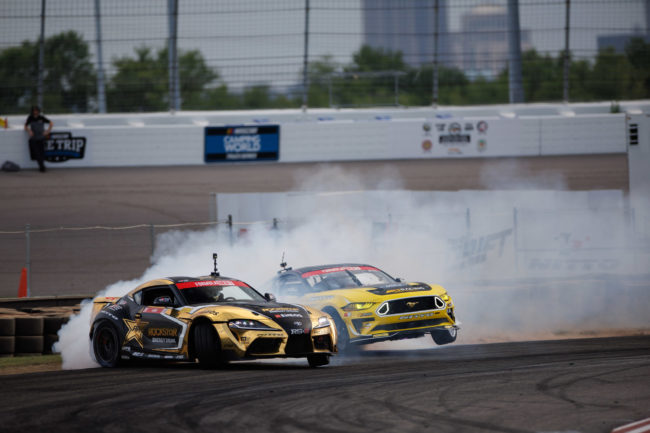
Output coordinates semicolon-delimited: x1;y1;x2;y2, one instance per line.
0;31;95;114
624;37;650;98
107;45;218;112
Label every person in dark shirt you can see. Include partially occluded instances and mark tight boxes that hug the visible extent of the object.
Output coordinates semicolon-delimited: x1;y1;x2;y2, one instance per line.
24;105;53;172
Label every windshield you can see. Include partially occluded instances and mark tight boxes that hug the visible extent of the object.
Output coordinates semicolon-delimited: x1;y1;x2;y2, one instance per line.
301;266;396;292
176;280;265;304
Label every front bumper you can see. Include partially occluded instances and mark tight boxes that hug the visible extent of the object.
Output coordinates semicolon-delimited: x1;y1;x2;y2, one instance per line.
344;306;457;344
215;322;337;359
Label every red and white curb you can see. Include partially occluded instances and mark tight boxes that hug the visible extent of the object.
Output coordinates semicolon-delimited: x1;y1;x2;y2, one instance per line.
612;418;650;433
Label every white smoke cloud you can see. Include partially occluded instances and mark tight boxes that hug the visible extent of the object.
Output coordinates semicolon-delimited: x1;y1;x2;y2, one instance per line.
55;164;650;369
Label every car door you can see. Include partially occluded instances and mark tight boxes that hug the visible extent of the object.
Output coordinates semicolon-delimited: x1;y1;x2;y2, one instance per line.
136;286;186;353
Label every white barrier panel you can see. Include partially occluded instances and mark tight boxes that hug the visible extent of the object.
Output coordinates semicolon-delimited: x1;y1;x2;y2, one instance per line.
215;189;648;277
0;113;627;168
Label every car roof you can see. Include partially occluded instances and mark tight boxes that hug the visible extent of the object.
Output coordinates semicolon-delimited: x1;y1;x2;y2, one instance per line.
129;275;249;294
288;263;377;275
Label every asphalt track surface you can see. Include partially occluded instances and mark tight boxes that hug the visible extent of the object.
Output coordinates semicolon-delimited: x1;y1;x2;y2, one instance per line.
0;155;629;297
1;335;648;433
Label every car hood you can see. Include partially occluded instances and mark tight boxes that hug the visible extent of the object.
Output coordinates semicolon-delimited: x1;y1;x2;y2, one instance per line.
307;282;445;302
229;301;313;333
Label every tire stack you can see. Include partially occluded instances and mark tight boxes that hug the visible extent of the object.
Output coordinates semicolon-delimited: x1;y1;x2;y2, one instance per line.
0;316;69;356
14;317;44;356
0;318;15;357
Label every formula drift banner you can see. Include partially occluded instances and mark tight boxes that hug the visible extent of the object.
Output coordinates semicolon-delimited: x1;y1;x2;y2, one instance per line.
204;125;280;162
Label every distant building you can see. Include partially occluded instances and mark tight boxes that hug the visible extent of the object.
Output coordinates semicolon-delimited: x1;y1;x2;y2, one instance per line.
362;0;451;67
449;5;531;80
597;33;650;53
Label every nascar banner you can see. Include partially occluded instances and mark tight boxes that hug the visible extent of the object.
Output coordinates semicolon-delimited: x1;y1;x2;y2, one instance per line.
204;125;280;162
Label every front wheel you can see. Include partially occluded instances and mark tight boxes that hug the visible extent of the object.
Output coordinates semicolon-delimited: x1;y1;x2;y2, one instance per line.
92;322;122;368
329;311;355;354
307;353;330;367
193;323;226;368
431;327;457;345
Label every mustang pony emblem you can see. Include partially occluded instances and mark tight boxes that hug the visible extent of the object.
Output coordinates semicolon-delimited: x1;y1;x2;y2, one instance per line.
406;301;419;308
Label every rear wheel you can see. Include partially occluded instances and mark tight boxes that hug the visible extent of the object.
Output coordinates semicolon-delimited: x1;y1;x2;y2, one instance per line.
193;323;226;368
431;327;457;345
307;353;330;367
92;322;121;367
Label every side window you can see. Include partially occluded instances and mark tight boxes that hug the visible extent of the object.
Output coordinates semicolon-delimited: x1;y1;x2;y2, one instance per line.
277;274;309;297
141;286;177;306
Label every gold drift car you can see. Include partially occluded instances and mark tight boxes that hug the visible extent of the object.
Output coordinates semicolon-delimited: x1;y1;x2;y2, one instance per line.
270;263;458;351
89;274;337;368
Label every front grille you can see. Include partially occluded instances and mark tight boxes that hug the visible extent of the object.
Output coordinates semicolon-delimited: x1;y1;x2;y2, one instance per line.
373;318;448;332
386;296;444;315
247;338;282;355
284;334;313;354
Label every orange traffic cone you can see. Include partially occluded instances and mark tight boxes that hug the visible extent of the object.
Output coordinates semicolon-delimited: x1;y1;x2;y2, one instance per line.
17;268;27;298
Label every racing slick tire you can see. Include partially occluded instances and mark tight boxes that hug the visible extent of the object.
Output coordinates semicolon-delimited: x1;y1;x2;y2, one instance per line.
307;353;330;368
92;321;122;368
193;322;226;368
431;327;457;345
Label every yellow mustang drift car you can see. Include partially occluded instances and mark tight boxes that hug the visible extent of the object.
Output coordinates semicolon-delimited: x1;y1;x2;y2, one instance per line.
270;263;458;351
89;260;336;368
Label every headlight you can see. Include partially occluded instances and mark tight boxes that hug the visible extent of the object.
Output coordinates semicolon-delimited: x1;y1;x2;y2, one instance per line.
441;294;450;301
341;302;374;311
228;319;272;330
315;316;330;329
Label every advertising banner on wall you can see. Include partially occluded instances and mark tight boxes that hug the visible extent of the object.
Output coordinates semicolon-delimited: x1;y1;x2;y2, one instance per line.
204;125;280;162
41;131;87;162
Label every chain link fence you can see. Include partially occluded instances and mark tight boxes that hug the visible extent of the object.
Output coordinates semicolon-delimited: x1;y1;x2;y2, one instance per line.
1;0;648;114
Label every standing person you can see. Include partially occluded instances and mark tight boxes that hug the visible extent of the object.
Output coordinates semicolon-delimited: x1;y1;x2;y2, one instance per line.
24;105;53;172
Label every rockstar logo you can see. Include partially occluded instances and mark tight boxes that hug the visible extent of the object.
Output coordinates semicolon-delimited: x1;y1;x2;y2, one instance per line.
123;318;148;348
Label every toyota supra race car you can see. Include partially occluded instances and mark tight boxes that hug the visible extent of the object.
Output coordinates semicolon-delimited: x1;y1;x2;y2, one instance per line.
269;263;458;351
90;257;337;368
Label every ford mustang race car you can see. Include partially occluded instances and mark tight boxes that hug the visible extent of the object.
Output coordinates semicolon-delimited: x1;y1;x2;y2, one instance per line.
269;263;458;351
90;258;336;368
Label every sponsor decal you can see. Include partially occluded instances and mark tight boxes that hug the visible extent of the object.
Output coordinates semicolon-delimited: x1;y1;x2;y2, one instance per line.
301;265;379;278
435;123;446;132
274;313;303;318
464;122;474;131
152;337;176;344
123;318;148;348
448;122;462;134
176;280;249;289
477;120;488;133
142;306;166;314
367;285;431;295
99;311;119;321
290;328;309;335
106;304;122;312
309;295;334;301
446;147;464;155
147;327;179;338
478;139;487;152
360;312;373;317
263;307;300;313
422;122;431;133
205;125;279;162
422;139;433;152
398;312;435;320
43;131;86;162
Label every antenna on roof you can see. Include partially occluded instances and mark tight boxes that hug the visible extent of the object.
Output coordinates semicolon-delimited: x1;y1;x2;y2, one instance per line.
211;253;220;277
279;252;292;272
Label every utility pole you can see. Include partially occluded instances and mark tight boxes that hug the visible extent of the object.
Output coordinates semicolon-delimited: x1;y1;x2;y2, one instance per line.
168;0;180;112
432;0;439;108
302;0;311;111
506;0;524;103
37;0;46;109
94;0;106;113
563;0;571;103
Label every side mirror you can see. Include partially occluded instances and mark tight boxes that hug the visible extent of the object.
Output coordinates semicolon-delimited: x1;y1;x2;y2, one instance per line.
264;292;276;302
153;295;173;306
